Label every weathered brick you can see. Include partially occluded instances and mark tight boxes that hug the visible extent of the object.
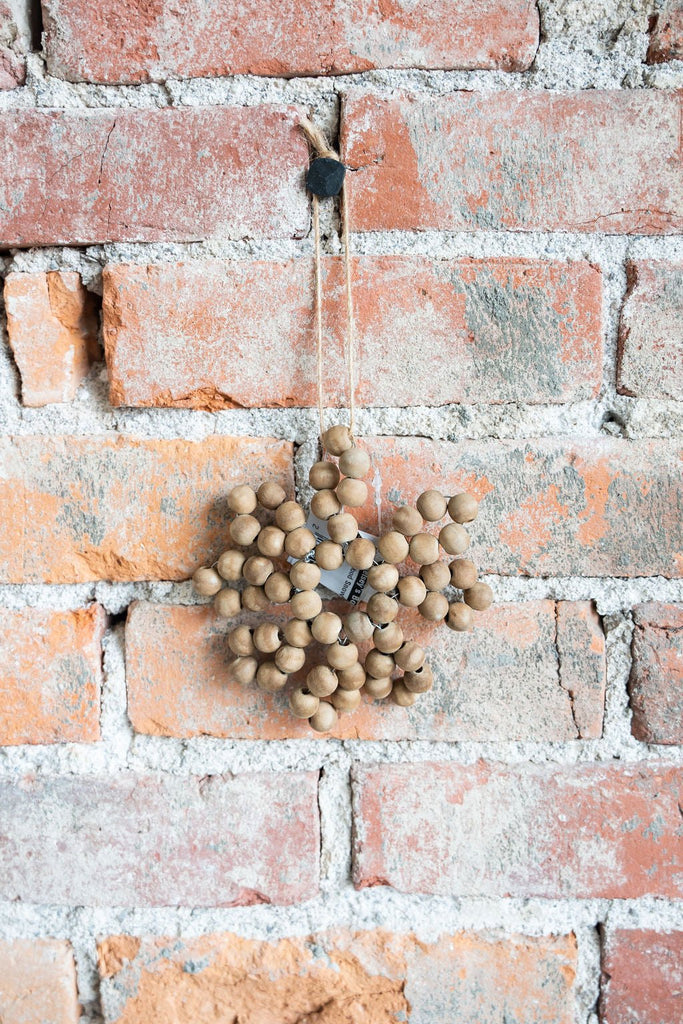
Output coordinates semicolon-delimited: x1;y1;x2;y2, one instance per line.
42;0;539;83
341;90;683;235
0;603;105;745
617;261;683;400
126;600;604;742
0;1;26;89
98;929;576;1024
647;3;683;62
0;435;292;583
4;271;100;406
353;762;683;898
629;603;683;745
600;930;683;1024
0;939;79;1024
0;772;319;906
0;106;308;247
103;257;603;409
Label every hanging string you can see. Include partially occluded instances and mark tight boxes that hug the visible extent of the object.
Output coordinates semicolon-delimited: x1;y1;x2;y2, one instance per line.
311;193;325;440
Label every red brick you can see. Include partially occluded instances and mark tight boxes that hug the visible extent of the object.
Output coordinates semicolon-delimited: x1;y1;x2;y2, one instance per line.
647;4;683;62
0;435;292;583
0;939;79;1024
0;106;308;247
629;603;683;745
103;257;603;409
0;603;105;745
97;929;576;1024
0;1;25;89
341;90;683;235
42;0;539;83
353;762;683;898
4;272;100;406
600;930;683;1024
126;600;604;742
617;261;683;400
0;772;319;906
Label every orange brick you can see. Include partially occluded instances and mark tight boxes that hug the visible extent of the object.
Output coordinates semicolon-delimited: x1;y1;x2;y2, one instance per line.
0;1;25;89
0;939;79;1024
629;603;683;744
600;930;683;1024
617;261;683;400
0;603;105;744
647;3;683;62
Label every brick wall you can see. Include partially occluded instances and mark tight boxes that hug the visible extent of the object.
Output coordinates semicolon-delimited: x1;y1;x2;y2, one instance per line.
0;2;682;1021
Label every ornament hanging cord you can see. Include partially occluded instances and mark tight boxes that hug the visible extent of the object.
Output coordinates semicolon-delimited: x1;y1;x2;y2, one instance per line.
298;118;356;441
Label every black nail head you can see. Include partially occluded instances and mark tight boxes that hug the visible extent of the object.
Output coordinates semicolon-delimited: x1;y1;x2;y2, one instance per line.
306;157;346;198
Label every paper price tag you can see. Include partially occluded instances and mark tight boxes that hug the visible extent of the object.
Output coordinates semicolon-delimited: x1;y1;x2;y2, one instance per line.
289;512;377;605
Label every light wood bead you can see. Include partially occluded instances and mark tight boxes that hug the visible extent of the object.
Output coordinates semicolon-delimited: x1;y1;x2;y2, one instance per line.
289;687;320;719
365;649;395;678
326;641;359;670
346;538;376;570
289;560;321;590
439;522;470;556
274;500;306;532
394;641;426;673
322;424;352;456
447;601;475;631
327;512;359;544
363;676;393;699
331;687;361;712
336;477;368;508
343;610;374;644
448;492;479;523
367;592;399;624
404;662;433;693
214;587;241;617
409;532;439;565
311;488;342;520
256;661;289;692
192;566;224;596
257;525;286;558
306;665;338;698
228;625;255;658
397;575;427;608
228;484;257;514
420;561;451;592
242;585;269;612
257;480;287;509
377;531;409;564
393;505;422;537
229;656;258;685
464;582;493;611
309;701;338;732
338;447;371;479
230;514;261;546
284;618;313;648
417;489;447;522
337;661;366;691
253;622;282;654
419;591;449;622
275;645;306;674
311;611;343;645
315;541;344;571
449;558;478;590
284;527;317;559
373;622;404;654
242;555;274;586
309;460;340;490
392;680;418;706
367;563;399;593
264;571;293;604
217;549;246;581
291;590;322;620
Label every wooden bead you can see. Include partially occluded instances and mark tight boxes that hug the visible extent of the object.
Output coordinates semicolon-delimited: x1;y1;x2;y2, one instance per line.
242;585;269;612
253;622;282;654
192;566;223;596
367;592;399;624
419;591;449;622
403;662;433;693
289;560;321;590
311;611;343;645
289;687;320;719
377;531;409;564
420;561;451;592
264;571;293;604
392;680;418;706
464;582;493;611
256;661;288;692
337;661;366;691
257;525;286;558
326;641;359;670
417;489;447;522
365;649;395;678
338;447;371;479
331;687;361;712
327;512;359;544
346;538;376;570
363;676;393;700
336;477;367;507
284;527;316;559
306;664;338;697
447;601;474;631
373;622;404;654
228;484;257;514
311;488;342;520
322;424;352;456
213;587;241;617
228;625;254;658
439;522;470;556
275;645;306;674
397;575;427;608
394;641;426;672
309;701;338;732
275;500;306;532
284;618;313;648
291;590;322;620
448;492;479;523
217;549;246;581
257;480;287;509
242;555;274;586
409;532;439;565
367;563;399;592
229;656;258;685
449;557;478;590
392;505;422;536
230;514;261;546
315;540;344;571
309;460;340;490
343;610;374;644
